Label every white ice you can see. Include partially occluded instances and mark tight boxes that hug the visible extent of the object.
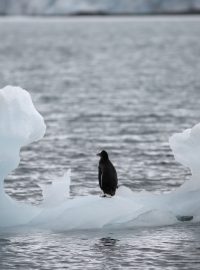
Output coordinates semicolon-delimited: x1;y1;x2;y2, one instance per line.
0;86;45;227
0;85;200;231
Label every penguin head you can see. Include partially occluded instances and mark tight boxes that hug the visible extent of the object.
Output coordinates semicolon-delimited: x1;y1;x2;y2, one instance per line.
97;150;109;160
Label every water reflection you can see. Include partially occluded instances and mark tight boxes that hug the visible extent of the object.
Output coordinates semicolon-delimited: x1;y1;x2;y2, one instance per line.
99;237;119;247
93;236;124;269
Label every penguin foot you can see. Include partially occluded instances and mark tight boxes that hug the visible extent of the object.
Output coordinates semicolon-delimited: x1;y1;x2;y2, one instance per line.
100;193;112;198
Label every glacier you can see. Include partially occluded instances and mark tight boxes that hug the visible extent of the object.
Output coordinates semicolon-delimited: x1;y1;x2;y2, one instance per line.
0;0;200;16
0;85;200;232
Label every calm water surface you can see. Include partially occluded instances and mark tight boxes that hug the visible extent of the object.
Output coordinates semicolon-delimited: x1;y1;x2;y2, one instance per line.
0;16;200;269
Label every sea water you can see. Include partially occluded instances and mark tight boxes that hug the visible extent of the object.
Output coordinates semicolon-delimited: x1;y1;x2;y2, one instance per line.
0;16;200;269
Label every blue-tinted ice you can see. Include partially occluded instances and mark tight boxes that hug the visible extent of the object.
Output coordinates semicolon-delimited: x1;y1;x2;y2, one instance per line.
0;86;199;231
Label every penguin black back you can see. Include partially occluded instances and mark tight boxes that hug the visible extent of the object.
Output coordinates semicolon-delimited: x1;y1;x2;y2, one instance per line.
97;150;118;196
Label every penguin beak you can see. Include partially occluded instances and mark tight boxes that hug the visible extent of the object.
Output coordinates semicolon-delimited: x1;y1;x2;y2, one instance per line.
97;152;101;157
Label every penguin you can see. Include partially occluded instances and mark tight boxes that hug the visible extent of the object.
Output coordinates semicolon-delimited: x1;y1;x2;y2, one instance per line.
97;150;118;197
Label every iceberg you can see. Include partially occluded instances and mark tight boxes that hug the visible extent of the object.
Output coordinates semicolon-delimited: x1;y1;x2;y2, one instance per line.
0;85;200;232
